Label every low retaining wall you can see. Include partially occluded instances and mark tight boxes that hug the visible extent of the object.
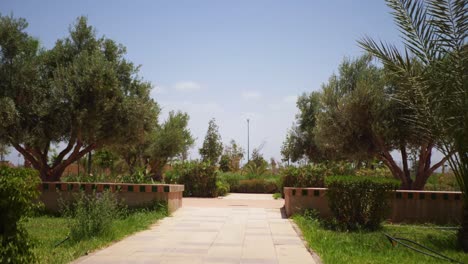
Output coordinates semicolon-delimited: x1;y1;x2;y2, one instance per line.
39;182;184;214
284;187;463;224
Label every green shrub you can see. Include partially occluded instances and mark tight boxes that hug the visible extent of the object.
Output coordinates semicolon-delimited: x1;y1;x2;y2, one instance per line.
120;168;154;183
280;162;360;193
0;166;41;263
425;172;459;191
272;192;282;199
218;172;281;193
280;164;329;189
216;180;230;196
165;161;217;197
325;176;399;231
62;167;157;184
355;167;392;178
236;179;278;193
218;172;244;191
61;191;123;241
219;154;231;172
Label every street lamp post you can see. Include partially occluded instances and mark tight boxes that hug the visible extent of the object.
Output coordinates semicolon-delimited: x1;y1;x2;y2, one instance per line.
247;118;250;162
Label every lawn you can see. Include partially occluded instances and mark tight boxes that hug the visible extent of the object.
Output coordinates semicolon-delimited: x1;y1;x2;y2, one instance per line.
293;214;468;264
25;208;167;264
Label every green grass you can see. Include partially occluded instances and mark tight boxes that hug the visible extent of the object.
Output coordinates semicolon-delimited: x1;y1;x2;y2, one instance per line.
293;214;468;264
25;208;167;264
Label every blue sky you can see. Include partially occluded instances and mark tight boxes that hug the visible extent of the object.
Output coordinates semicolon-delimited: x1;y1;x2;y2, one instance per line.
1;0;401;164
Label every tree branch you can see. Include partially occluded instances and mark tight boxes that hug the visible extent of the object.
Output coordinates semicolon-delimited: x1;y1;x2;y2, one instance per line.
11;143;41;170
428;150;456;176
53;137;77;167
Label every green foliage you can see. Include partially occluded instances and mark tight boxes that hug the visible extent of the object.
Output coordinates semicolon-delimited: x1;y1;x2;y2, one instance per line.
199;119;223;165
120;168;154;184
360;0;467;246
0;141;9;161
280;164;329;189
60;191;123;241
0;166;41;263
425;172;460;191
292;212;468;264
61;169;155;184
325;176;399;231
218;172;245;191
216;180;230;196
280;162;356;191
235;179;278;193
223;139;244;171
294;214;468;264
0;15;159;181
243;146;270;177
272;193;282;199
165;161;218;197
147;111;194;179
243;161;268;177
355;167;392;178
93;149;118;172
282;92;324;163
219;154;231;172
25;206;167;264
217;172;280;193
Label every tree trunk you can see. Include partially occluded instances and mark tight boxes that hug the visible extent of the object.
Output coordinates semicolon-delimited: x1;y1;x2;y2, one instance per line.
380;151;412;189
411;145;452;190
400;145;413;189
149;159;166;182
12;141;96;182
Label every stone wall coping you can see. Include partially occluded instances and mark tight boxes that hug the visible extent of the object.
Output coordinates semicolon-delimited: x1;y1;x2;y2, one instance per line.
284;187;461;194
39;182;184;193
284;187;462;200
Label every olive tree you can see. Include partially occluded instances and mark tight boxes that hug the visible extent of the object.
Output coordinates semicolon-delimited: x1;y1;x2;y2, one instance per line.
0;15;158;181
314;55;448;189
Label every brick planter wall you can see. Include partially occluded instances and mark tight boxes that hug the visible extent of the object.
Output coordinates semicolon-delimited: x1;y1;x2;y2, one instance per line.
284;187;463;224
39;182;184;214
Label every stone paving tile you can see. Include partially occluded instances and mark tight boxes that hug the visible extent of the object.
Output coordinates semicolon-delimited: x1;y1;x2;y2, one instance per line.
73;194;318;264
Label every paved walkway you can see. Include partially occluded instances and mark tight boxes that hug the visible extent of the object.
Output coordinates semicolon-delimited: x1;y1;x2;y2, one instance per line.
74;194;318;264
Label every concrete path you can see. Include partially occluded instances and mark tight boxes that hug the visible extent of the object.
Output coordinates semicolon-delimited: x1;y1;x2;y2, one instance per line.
74;193;319;264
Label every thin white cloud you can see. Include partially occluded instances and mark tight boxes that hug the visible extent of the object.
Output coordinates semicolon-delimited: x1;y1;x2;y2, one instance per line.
151;85;166;95
283;95;297;104
241;91;261;100
159;101;224;118
174;81;202;92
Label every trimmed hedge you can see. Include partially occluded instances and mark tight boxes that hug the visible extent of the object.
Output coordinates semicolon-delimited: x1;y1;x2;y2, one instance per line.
0;166;41;263
235;179;278;193
325;175;399;231
280;164;330;189
218;172;280;194
164;161;218;197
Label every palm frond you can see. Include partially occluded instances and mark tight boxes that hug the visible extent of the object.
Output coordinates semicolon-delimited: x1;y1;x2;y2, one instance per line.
385;0;437;64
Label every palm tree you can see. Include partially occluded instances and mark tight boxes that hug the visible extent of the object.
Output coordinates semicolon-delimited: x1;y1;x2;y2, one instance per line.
359;0;467;249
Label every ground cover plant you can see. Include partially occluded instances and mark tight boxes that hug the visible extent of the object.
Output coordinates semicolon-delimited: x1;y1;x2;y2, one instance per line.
60;191;123;241
294;213;468;264
26;206;167;264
